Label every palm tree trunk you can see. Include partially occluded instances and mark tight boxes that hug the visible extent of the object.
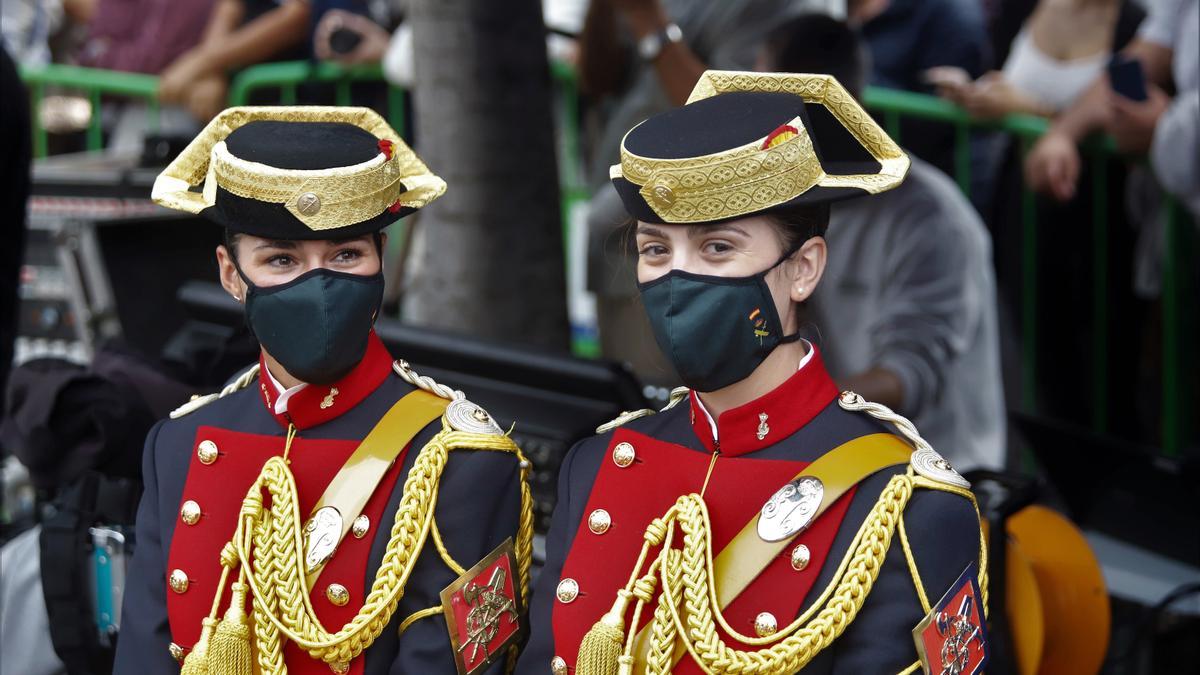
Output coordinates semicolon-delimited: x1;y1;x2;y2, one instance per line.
405;0;569;351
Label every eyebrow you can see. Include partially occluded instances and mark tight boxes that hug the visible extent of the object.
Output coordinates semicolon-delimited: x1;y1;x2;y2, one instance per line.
636;224;670;238
254;240;299;251
687;223;750;239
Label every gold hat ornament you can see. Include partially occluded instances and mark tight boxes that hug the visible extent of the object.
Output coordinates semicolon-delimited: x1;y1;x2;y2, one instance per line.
152;106;446;238
610;71;909;224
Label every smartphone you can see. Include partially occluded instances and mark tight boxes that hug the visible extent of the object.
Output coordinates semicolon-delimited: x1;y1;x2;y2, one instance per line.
330;27;364;55
1107;54;1147;101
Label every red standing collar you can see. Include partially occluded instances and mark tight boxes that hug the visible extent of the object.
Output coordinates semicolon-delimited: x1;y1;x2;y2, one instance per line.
688;346;839;457
257;330;394;430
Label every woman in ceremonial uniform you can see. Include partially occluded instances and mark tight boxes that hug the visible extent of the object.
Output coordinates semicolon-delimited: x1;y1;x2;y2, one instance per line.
116;107;532;675
518;72;989;675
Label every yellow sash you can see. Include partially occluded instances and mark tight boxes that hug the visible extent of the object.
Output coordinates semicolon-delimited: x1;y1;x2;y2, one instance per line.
304;389;449;589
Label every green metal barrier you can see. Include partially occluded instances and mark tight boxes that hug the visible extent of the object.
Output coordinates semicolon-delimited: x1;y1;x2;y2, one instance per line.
227;61;406;134
18;63;160;158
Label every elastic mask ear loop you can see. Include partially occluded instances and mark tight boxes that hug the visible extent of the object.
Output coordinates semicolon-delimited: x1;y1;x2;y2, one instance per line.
369;231;386;322
764;243;805;346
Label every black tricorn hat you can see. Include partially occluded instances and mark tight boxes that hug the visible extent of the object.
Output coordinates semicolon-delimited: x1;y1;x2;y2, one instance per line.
152;106;446;239
611;71;909;224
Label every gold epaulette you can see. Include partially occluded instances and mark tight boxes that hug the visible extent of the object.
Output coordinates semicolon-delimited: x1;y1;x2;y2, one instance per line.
169;365;261;419
595;386;690;434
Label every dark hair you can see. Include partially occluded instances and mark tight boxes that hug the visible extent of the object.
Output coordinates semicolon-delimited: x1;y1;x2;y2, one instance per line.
224;229;243;259
766;202;830;254
764;14;868;100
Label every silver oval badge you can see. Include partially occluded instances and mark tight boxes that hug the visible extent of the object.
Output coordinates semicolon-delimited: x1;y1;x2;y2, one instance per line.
756;476;825;542
303;506;343;572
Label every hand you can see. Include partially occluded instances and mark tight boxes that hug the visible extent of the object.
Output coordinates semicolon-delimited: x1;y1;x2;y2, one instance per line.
925;66;972;102
313;9;390;65
159;48;214;104
185;74;228;123
957;72;1024;121
1025;130;1082;202
1108;84;1170;155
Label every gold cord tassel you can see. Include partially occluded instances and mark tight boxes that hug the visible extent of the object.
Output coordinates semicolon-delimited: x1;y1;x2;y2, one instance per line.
180;617;219;675
576;591;632;675
208;581;254;675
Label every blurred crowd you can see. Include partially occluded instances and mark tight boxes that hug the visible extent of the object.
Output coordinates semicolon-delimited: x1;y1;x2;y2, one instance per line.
1;0;1198;672
1;0;1196;496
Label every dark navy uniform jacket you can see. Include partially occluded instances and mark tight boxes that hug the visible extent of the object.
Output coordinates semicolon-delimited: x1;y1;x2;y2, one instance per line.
517;347;982;674
114;331;523;675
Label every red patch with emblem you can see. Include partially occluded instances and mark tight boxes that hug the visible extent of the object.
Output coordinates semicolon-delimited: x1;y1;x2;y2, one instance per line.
440;538;525;675
913;563;989;675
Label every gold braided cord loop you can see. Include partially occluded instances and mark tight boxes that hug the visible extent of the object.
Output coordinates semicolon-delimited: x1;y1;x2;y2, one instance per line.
652;476;912;674
187;417;532;674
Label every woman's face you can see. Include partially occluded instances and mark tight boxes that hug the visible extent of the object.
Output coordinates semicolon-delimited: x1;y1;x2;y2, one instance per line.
634;215;826;331
216;233;383;299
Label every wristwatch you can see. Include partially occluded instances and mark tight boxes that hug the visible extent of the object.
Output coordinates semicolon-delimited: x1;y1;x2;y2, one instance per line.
637;22;683;62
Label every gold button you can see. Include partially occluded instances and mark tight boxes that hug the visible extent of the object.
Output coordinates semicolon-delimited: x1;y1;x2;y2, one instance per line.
197;440;218;465
790;544;811;572
297;192;322;216
168;642;184;663
612;442;636;468
754;612;778;637
179;500;201;526
169;569;189;594
556;578;579;604
351;515;370;539
326;583;350;606
587;509;611;535
650;182;676;209
550;656;569;675
328;662;349;674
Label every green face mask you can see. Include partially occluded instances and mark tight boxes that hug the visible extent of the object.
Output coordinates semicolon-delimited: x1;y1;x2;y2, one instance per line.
241;267;384;385
637;253;800;392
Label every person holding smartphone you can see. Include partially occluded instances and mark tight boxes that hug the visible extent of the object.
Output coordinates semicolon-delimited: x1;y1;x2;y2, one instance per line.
1025;0;1198;202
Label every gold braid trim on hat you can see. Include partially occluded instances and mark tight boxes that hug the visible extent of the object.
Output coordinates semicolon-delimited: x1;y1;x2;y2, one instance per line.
179;367;534;675
611;71;909;224
152;106;446;230
575;397;987;675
